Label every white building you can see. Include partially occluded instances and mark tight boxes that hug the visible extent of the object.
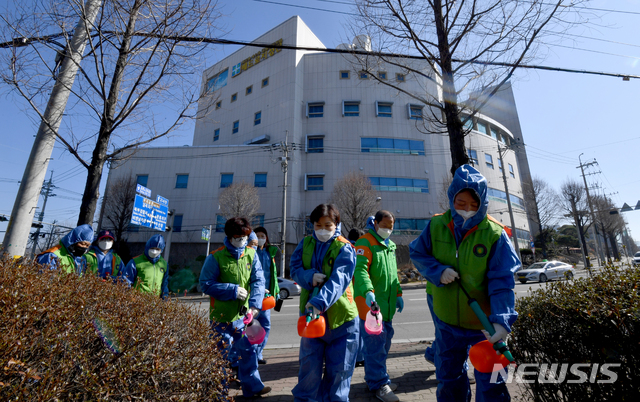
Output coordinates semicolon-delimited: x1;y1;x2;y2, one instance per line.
104;16;532;269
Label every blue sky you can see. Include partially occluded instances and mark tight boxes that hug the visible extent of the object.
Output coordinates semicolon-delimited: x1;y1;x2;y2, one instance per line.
1;0;639;249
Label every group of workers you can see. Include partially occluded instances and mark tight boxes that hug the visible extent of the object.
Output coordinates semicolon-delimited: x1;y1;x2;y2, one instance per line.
33;164;520;402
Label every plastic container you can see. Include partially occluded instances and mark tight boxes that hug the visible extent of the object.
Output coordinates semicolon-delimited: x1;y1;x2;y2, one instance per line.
469;340;511;373
297;314;326;338
242;312;266;345
364;309;383;335
262;294;276;310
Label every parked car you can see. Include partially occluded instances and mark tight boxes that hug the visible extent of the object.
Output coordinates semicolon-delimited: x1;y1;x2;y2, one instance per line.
633;252;640;267
278;278;301;299
515;260;575;283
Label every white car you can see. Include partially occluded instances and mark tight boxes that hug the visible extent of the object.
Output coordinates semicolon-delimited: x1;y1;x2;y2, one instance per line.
278;278;301;299
633;252;640;267
515;261;575;283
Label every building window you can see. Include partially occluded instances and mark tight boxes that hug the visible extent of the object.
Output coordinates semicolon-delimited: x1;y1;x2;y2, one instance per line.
369;177;429;193
500;134;507;144
395;218;430;234
376;101;393;118
485;154;494;169
477;122;488;135
136;175;148;187
307;102;324;118
231;93;237;102
262;77;269;87
206;68;228;92
462;117;474;131
307;136;324;153
491;127;499;141
509;164;515;178
232;120;239;134
214;128;220;142
408;104;423;120
378;71;387;80
254;173;267;188
469;149;478;165
246;85;253;95
254;111;261;126
175;174;188;189
220;173;233;188
340;70;350;79
498;158;503;173
252;214;265;227
127;223;139;233
488;188;525;210
173;214;183;233
396;73;405;82
359;71;369;79
215;101;221;109
342;101;360;117
306;174;324;191
215;215;226;232
361;138;425;155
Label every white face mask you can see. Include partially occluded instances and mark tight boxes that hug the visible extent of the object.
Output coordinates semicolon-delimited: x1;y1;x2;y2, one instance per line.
315;229;335;243
455;209;477;221
377;228;393;240
258;238;267;247
231;236;248;249
148;248;162;259
98;240;113;251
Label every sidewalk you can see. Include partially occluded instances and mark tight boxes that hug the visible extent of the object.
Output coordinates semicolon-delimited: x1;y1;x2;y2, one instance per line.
230;341;530;401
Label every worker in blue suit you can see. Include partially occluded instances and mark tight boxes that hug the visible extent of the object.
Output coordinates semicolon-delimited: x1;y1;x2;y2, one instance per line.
290;204;360;402
121;234;169;299
36;224;93;274
410;164;520;402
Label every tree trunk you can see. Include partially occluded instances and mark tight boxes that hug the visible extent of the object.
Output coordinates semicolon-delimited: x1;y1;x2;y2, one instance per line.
600;223;611;260
76;1;142;225
609;232;620;260
536;211;548;258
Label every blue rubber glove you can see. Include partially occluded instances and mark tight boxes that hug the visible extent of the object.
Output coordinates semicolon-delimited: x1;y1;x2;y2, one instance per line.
396;296;404;313
366;291;376;307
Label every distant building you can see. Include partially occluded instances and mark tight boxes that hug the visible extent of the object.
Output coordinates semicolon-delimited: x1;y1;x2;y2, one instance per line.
103;16;532;270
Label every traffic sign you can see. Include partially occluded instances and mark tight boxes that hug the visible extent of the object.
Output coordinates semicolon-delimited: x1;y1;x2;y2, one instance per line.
131;194;168;231
136;184;152;198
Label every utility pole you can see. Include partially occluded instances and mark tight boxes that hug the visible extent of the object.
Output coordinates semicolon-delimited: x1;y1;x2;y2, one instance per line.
2;0;103;258
276;131;292;278
497;142;521;261
30;171;55;256
578;154;604;267
206;224;212;255
569;194;592;276
164;209;176;265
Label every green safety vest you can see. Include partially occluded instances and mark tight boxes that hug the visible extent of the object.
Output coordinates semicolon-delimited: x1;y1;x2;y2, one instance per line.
84;250;122;277
209;246;257;323
429;210;503;330
353;230;402;322
38;242;77;274
265;245;280;297
300;235;358;330
132;254;167;297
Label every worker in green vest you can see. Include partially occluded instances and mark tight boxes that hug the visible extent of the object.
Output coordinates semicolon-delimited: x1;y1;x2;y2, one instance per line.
409;164;520;402
290;204;359;402
83;229;124;280
121;234;169;298
253;226;280;365
354;211;403;402
37;224;93;274
199;217;270;398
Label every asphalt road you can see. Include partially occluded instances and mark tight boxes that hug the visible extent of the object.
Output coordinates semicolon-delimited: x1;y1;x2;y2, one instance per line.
183;269;593;349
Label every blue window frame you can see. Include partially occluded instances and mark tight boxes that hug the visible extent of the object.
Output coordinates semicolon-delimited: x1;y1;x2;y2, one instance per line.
469;149;478;165
396;73;405;82
491;127;499;141
376;101;393;117
127;223;139;233
462;116;474;131
361;138;425;155
216;215;226;232
173;214;183;233
175;174;188;188
509;164;515;178
262;77;269;87
307;137;324;153
485;154;494;169
308;103;324;118
487;188;525;210
231;93;237;102
215;101;221;109
232;120;239;134
340;71;350;79
395;218;430;234
254;111;261;126
246;85;253;95
220;173;233;188
378;71;387;80
136;175;148;187
254;173;267;187
369;177;429;193
214;128;219;142
306;175;324;191
498;158;503;172
477;122;488;135
343;101;360;117
252;214;265;227
359;71;369;79
409;104;423;120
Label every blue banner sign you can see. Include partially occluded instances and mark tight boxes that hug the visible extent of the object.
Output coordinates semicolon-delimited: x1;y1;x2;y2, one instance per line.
156;195;169;208
136;184;152;198
201;227;211;241
131;194;168;231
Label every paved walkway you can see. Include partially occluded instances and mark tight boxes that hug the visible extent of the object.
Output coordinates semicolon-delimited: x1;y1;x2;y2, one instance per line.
230;341;530;401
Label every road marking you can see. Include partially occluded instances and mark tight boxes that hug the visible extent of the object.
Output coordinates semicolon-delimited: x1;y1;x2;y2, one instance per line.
394;321;433;325
409;298;427;301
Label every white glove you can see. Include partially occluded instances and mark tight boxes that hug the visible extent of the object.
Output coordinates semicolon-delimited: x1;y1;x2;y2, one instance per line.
312;273;327;287
250;307;260;319
305;302;322;317
440;268;459;284
482;323;509;345
237;287;248;301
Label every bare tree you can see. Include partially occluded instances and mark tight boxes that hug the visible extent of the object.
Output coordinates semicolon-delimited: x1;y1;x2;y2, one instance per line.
1;0;220;226
559;179;591;264
330;171;379;233
102;174;137;241
437;173;453;212
523;176;559;258
351;0;591;174
27;221;69;255
593;195;625;260
218;182;260;224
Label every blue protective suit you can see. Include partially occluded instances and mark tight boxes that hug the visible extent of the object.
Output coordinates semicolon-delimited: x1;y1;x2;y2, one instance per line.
121;234;169;298
36;224;93;273
409;164;519;402
255;246;274;361
199;237;266;397
290;223;360;402
424;293;435;363
84;245;125;279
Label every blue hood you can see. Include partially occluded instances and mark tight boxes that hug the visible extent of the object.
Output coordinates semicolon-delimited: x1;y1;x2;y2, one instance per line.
365;216;376;230
223;237;247;260
447;164;488;231
61;224;94;250
144;234;165;263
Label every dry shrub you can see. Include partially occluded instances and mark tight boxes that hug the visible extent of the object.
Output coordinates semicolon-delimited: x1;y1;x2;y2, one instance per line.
0;258;228;401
